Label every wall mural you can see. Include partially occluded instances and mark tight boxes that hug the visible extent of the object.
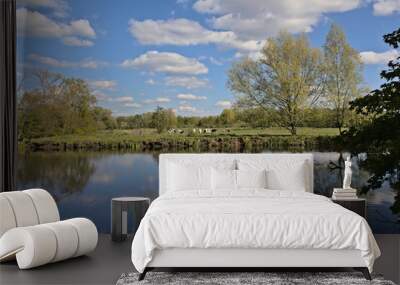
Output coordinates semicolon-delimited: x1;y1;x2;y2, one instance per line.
16;0;399;233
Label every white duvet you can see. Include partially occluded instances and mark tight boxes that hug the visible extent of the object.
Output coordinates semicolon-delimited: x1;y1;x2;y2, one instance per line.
131;190;380;273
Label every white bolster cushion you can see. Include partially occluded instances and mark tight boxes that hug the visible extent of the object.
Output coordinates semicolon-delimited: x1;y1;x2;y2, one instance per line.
0;196;17;237
23;189;60;224
42;221;79;262
0;191;39;227
0;226;57;269
64;218;98;257
0;218;98;269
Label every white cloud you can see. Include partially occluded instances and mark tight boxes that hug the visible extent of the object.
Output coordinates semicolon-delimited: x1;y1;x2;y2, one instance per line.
359;50;399;64
69;19;95;38
113;96;134;103
209;56;223;65
146;79;156;85
215;100;232;108
17;8;95;46
372;0;400;15
165;76;209;89
18;0;69;18
109;96;142;107
80;60;106;69
143;97;171;104
129;18;263;54
62;36;94;47
177;93;207;100
124;103;142;108
178;104;197;113
29;53;107;69
90;80;117;90
121;51;208;75
93;90;108;101
193;0;361;40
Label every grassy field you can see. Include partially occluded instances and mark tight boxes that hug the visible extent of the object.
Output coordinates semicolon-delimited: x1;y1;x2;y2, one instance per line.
21;127;342;152
27;127;340;145
209;127;340;136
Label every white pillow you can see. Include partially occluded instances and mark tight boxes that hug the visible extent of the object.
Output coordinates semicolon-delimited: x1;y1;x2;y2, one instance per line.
266;162;307;191
237;159;309;192
212;168;237;190
167;163;212;191
236;169;267;189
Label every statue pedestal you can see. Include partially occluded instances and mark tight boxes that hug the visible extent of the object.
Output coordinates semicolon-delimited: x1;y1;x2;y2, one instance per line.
332;188;358;200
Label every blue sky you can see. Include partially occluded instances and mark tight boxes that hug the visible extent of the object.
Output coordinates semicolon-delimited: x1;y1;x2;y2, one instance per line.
17;0;400;116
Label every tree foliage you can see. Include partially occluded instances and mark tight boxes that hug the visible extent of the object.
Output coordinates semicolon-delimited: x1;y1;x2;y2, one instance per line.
220;109;236;125
18;70;115;139
228;31;324;135
348;28;400;215
151;107;177;133
323;24;364;134
114;106;357;130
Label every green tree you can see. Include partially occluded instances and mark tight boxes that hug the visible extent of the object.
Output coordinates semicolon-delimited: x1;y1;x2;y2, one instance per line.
93;107;117;130
127;114;146;129
198;116;217;127
18;70;99;139
302;108;336;128
348;28;400;215
177;116;200;127
323;24;364;134
166;109;177;128
60;78;97;134
235;107;277;128
220;109;236;126
151;107;169;133
228;31;324;135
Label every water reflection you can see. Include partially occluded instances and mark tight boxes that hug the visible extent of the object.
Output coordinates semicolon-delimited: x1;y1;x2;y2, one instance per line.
17;152;96;201
357;152;400;216
16;151;400;233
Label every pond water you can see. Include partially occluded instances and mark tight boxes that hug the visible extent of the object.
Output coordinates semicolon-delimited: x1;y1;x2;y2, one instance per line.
16;151;400;234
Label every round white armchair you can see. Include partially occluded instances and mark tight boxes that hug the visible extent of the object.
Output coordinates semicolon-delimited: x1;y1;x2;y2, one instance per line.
0;189;98;269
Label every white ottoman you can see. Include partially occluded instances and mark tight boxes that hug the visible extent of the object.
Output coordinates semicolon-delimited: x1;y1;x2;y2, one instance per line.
0;189;98;269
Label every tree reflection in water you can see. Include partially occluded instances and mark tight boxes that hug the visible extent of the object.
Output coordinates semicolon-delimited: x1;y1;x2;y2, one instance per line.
357;151;400;221
17;152;95;202
15;149;400;233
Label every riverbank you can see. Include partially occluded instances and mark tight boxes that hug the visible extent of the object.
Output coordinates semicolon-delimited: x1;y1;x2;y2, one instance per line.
20;128;343;152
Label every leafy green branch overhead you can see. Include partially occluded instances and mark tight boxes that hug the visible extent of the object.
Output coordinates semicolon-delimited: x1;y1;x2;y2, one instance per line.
348;28;400;215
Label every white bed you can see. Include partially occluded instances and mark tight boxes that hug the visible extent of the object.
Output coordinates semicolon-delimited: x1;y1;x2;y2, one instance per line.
131;153;380;280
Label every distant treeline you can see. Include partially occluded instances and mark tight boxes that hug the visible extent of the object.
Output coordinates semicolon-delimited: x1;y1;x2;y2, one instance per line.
115;107;364;130
18;70;366;140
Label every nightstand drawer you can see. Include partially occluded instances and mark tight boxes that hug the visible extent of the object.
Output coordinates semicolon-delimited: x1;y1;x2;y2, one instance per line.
332;199;366;218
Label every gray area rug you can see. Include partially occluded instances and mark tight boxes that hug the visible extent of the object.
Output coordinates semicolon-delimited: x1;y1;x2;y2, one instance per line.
116;272;396;285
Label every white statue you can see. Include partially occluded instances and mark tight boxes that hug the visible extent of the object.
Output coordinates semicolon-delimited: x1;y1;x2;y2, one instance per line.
342;156;352;189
